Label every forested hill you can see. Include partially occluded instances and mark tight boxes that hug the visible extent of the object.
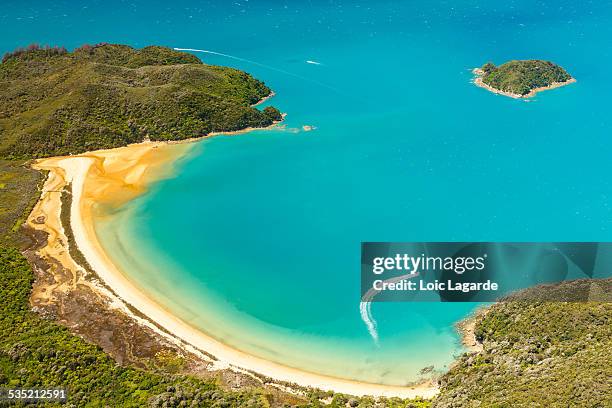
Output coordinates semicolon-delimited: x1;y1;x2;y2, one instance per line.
434;279;612;407
0;44;282;159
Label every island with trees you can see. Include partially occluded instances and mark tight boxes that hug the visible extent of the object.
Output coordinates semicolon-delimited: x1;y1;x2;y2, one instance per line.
473;60;575;98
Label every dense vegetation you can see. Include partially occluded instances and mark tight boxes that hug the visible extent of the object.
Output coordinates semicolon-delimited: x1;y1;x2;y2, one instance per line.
0;43;282;159
0;161;43;248
480;60;572;95
434;279;612;407
2;44;67;63
0;246;276;407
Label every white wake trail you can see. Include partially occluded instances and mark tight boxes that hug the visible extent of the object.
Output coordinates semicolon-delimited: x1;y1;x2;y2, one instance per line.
359;301;379;346
360;272;420;344
174;47;344;94
174;48;292;74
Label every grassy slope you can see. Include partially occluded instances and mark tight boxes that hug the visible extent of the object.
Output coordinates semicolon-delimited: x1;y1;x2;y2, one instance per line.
481;60;572;95
0;44;282;159
433;280;612;408
0;160;43;248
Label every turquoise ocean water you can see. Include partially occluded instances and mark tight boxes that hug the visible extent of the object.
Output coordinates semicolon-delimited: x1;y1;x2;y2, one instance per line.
3;0;612;385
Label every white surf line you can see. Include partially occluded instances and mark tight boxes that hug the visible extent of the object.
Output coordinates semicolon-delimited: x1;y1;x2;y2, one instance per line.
174;47;343;94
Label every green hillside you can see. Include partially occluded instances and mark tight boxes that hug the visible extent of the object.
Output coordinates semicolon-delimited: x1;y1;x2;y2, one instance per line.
434;279;612;407
0;44;282;159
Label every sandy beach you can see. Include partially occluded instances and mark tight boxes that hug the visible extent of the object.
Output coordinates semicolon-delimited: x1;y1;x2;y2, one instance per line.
472;68;576;98
31;139;439;399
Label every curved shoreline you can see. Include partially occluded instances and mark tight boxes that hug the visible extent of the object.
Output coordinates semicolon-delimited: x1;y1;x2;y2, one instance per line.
472;68;576;98
31;140;438;399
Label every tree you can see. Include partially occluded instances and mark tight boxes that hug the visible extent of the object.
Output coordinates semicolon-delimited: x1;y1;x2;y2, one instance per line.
263;106;283;122
482;62;496;75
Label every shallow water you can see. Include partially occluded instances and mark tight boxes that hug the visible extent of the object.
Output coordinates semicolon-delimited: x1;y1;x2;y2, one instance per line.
4;0;612;385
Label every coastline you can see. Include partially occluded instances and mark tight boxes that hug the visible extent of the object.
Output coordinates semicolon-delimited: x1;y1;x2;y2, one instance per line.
472;68;576;98
251;91;276;107
455;306;488;353
30;137;438;399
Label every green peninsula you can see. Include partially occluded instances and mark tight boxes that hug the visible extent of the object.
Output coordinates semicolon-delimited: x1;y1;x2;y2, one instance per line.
0;44;282;159
474;60;575;98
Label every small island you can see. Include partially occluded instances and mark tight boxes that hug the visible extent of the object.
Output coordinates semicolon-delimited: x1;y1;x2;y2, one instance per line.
473;60;576;98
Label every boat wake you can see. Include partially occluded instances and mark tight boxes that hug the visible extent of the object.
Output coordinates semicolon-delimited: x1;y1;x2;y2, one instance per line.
174;47;344;94
359;272;420;345
174;47;298;77
359;300;379;346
